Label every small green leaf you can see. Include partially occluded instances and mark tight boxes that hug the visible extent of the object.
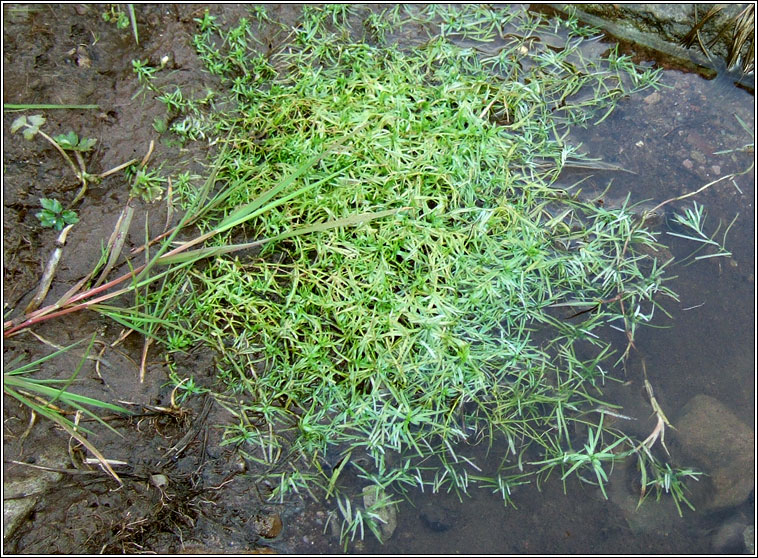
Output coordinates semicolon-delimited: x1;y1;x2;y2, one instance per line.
78;137;97;151
11;115;27;134
153;117;167;133
53;131;96;151
12;114;46;140
35;198;77;230
28;114;46;128
55;131;79;149
62;210;79;225
36;211;57;228
40;198;61;212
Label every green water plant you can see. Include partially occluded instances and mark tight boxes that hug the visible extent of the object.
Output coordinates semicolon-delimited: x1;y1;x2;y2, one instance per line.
532;414;629;499
637;458;701;516
667;201;738;262
113;5;688;544
4;4;706;547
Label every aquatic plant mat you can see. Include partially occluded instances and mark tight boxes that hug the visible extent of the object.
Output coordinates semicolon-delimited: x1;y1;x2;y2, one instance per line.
10;5;708;546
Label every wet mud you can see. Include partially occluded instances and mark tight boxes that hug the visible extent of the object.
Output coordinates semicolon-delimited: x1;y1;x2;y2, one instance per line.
3;4;334;554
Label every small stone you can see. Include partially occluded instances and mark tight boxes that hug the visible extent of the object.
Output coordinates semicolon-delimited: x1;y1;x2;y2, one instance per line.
75;46;91;68
232;453;247;473
362;485;397;541
150;474;169;489
682;159;693;170
643;91;660;105
690;150;706;164
711;165;721;175
674;394;754;511
254;513;283;539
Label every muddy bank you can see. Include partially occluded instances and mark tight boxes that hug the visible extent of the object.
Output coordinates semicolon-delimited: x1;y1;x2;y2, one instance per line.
3;4;338;553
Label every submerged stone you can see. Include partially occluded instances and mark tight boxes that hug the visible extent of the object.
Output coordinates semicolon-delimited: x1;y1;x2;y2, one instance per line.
711;518;748;553
673;394;754;511
362;485;398;541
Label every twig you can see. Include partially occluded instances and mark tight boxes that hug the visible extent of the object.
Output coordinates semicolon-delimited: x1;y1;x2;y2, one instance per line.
139;337;153;383
98;158;139;179
7;459;112;477
164;177;174;233
636;360;673;457
93;200;136;288
24;224;75;314
162;394;213;459
140;139;155;168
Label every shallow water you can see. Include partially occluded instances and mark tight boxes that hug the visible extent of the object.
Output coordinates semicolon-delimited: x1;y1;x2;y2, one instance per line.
337;14;756;556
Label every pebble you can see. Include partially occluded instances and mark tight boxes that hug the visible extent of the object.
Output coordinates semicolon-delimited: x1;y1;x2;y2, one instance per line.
690;150;706;164
674;394;755;511
643;91;660;105
254;513;283;539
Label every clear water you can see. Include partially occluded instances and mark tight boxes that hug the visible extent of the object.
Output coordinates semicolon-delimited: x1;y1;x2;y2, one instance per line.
341;13;755;556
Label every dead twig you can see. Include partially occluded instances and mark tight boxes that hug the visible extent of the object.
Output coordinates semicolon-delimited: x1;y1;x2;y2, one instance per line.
162;394;213;460
93;200;136;288
24;224;75;314
636;360;673;457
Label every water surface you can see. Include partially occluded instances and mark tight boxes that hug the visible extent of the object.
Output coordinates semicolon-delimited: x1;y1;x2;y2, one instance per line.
350;12;755;556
